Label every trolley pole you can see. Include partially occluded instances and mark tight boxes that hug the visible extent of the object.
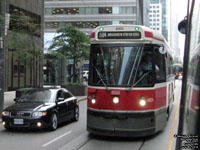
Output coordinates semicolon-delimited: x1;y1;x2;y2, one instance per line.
0;0;6;117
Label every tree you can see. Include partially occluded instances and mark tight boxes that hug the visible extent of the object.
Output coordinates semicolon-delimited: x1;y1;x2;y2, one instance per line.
48;26;90;83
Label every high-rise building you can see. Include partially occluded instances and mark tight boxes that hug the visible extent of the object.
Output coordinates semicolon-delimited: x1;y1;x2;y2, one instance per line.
150;0;169;41
44;0;149;34
5;0;44;90
149;3;162;33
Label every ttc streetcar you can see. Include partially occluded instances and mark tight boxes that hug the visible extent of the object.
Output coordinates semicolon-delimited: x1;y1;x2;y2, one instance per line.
87;25;175;137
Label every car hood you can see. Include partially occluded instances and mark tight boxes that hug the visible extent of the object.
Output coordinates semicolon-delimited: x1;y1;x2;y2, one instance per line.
5;102;54;111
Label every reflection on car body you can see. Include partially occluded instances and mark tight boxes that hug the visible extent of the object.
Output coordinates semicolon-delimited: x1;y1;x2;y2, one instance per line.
1;88;79;131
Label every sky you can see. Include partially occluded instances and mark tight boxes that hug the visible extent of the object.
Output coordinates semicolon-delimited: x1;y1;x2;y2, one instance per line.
173;0;188;59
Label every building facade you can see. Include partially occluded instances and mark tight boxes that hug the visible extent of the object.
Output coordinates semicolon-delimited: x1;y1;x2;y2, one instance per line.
5;0;44;90
149;3;162;33
44;0;149;34
150;0;169;42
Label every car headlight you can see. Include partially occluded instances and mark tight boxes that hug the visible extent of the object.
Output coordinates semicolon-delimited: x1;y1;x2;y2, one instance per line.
32;112;47;117
1;111;10;116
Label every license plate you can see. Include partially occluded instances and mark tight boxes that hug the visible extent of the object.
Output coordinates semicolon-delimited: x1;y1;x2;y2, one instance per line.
14;119;24;125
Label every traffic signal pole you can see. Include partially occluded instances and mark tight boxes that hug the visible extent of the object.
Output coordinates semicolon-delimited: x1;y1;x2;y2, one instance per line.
0;0;6;117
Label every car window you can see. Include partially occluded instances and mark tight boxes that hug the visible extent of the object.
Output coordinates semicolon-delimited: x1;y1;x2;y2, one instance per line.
63;91;72;99
56;90;64;99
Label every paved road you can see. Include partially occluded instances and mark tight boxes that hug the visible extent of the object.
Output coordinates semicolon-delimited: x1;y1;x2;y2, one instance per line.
0;81;182;150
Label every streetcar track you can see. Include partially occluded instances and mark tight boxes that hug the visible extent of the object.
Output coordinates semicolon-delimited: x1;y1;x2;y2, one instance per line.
75;136;146;150
74;136;92;150
137;139;146;150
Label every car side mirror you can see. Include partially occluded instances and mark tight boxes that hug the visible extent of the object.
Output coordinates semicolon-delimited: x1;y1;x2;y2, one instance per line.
57;97;64;102
178;17;187;34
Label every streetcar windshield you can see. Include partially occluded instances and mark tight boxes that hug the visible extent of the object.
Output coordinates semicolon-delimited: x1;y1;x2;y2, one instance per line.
89;44;162;87
173;65;183;73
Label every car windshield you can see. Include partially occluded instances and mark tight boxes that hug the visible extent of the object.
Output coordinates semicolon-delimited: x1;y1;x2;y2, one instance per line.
18;90;52;103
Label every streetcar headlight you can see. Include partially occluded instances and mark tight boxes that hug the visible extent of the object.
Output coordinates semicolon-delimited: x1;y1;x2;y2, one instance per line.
113;97;119;104
139;96;146;107
91;98;96;104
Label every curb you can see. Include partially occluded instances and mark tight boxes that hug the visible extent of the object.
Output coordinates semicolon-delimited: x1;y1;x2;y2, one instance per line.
78;97;87;102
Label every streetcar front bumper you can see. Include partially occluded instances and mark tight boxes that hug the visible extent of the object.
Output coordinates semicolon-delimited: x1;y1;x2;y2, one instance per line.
87;108;166;137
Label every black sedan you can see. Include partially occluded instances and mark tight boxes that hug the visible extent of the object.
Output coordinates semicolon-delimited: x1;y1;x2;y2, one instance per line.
1;88;79;131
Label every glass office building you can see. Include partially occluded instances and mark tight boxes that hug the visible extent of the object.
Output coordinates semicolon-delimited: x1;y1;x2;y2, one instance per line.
44;0;149;34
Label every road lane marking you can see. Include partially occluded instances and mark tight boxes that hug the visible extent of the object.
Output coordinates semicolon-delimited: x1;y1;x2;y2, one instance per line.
167;97;180;150
42;131;72;147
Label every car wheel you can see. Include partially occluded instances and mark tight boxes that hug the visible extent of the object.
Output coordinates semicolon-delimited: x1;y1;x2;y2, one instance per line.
72;106;79;121
49;113;58;131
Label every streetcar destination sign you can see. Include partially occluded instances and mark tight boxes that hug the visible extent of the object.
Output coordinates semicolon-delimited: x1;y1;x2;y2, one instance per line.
98;31;141;39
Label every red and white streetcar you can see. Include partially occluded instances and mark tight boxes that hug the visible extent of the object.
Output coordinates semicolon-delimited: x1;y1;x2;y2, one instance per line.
87;25;175;137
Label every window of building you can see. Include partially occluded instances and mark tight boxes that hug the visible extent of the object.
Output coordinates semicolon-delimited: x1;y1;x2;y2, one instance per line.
99;21;112;26
9;5;41;37
52;8;79;15
99;7;112;14
86;8;92;14
113;20;119;24
119;21;135;24
120;6;136;14
45;8;52;15
79;8;85;14
45;22;59;29
113;7;119;14
92;8;98;14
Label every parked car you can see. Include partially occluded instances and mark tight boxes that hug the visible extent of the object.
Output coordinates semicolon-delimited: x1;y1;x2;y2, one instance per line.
1;88;79;131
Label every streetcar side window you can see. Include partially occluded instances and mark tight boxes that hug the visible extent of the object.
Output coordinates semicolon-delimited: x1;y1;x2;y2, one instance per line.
154;48;166;83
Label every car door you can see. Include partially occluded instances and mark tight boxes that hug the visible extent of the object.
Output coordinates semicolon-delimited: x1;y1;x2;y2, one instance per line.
56;90;68;122
63;90;77;119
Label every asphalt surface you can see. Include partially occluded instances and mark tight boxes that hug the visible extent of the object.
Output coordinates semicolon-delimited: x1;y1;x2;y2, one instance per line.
0;80;182;150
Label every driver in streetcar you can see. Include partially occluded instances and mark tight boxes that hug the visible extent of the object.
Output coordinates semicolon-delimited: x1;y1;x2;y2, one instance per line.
140;53;159;72
138;53;159;84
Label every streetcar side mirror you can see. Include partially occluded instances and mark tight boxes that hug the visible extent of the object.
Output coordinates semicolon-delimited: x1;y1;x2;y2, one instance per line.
178;17;187;34
159;46;166;54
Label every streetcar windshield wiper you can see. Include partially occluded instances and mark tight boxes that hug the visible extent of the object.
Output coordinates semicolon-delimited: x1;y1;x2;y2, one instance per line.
100;47;109;85
128;71;152;91
91;64;108;90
